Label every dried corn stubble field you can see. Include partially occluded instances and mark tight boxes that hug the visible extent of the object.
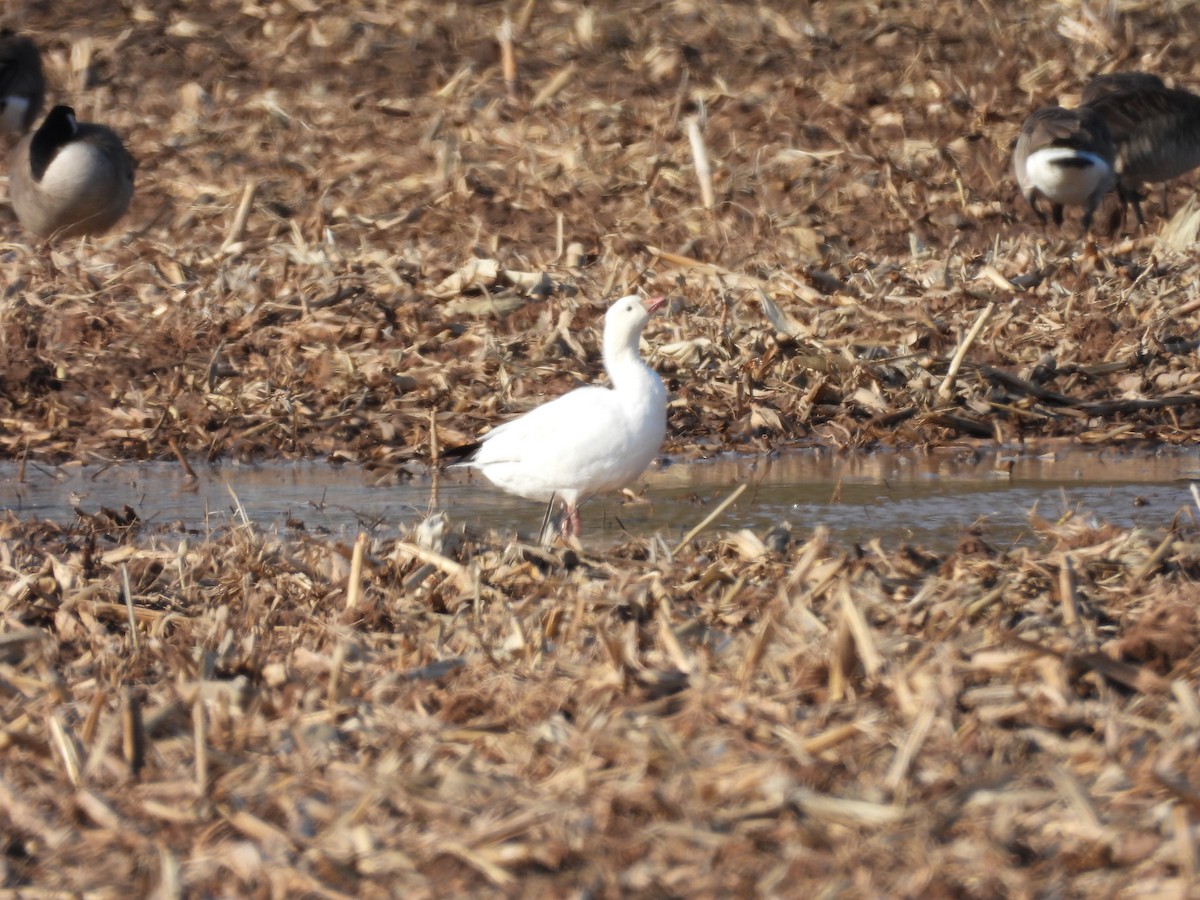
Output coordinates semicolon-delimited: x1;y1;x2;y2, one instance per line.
3;0;1200;895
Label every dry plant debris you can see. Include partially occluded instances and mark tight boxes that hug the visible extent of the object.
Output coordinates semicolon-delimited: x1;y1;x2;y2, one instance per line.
4;511;1200;895
1;1;1200;466
3;0;1200;895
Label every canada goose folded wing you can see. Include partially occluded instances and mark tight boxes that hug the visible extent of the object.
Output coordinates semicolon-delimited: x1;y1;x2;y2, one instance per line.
1080;72;1167;107
1083;86;1200;184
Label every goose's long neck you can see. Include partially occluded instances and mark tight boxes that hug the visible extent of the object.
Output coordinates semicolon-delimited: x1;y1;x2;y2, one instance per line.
605;335;666;428
604;331;649;393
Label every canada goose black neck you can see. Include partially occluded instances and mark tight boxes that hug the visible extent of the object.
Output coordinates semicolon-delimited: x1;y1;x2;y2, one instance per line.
29;105;77;182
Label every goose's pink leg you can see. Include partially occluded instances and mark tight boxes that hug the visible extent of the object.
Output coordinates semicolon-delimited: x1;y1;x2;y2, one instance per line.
560;504;582;539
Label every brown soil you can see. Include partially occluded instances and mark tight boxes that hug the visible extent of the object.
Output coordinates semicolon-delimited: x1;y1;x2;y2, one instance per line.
3;1;1200;896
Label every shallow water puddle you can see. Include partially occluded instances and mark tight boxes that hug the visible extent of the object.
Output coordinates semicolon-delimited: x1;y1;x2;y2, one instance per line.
2;447;1198;550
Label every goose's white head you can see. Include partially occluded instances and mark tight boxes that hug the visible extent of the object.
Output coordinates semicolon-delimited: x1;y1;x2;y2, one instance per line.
604;294;666;349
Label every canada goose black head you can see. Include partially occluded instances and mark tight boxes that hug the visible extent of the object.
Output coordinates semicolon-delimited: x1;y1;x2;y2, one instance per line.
1013;105;1116;233
9;105;135;240
1080;78;1200;225
0;29;44;135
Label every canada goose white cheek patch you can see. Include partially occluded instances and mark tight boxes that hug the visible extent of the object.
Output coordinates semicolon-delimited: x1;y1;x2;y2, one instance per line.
1024;147;1112;205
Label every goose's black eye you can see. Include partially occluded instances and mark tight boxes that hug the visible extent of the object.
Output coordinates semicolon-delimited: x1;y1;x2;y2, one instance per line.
626;304;632;311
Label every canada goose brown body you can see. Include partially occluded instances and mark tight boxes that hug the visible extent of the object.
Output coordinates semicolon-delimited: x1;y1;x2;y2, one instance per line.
0;30;44;135
1080;75;1200;224
10;105;135;239
1013;105;1116;232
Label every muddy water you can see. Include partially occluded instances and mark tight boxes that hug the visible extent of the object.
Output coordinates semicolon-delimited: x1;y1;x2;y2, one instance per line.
2;448;1198;551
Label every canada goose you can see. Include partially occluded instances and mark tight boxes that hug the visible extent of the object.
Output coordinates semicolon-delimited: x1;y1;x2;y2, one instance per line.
1013;105;1116;233
9;105;135;239
1080;75;1200;225
0;30;43;135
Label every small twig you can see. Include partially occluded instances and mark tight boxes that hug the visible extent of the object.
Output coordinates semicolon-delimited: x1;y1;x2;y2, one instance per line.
787;786;905;827
1050;765;1103;831
1172;802;1198;879
1173;679;1200;727
48;715;82;787
168;437;197;480
193;699;207;798
737;606;777;687
428;408;440;464
515;0;537;31
803;721;866;757
979;364;1078;406
206;340;230;391
674;482;747;552
1004;634;1169;693
938;301;995;401
1058;553;1079;628
224;483;251;528
686;116;715;209
394;541;503;600
121;563;140;655
885;696;937;792
839;586;882;675
1129;533;1173;588
220;179;258;254
345;533;367;612
531;61;575;109
669;68;690;129
1077;392;1200;417
498;16;518;101
538;495;557;547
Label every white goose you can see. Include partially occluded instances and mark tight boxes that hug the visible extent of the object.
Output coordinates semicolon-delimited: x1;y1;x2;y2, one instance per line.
452;294;668;539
